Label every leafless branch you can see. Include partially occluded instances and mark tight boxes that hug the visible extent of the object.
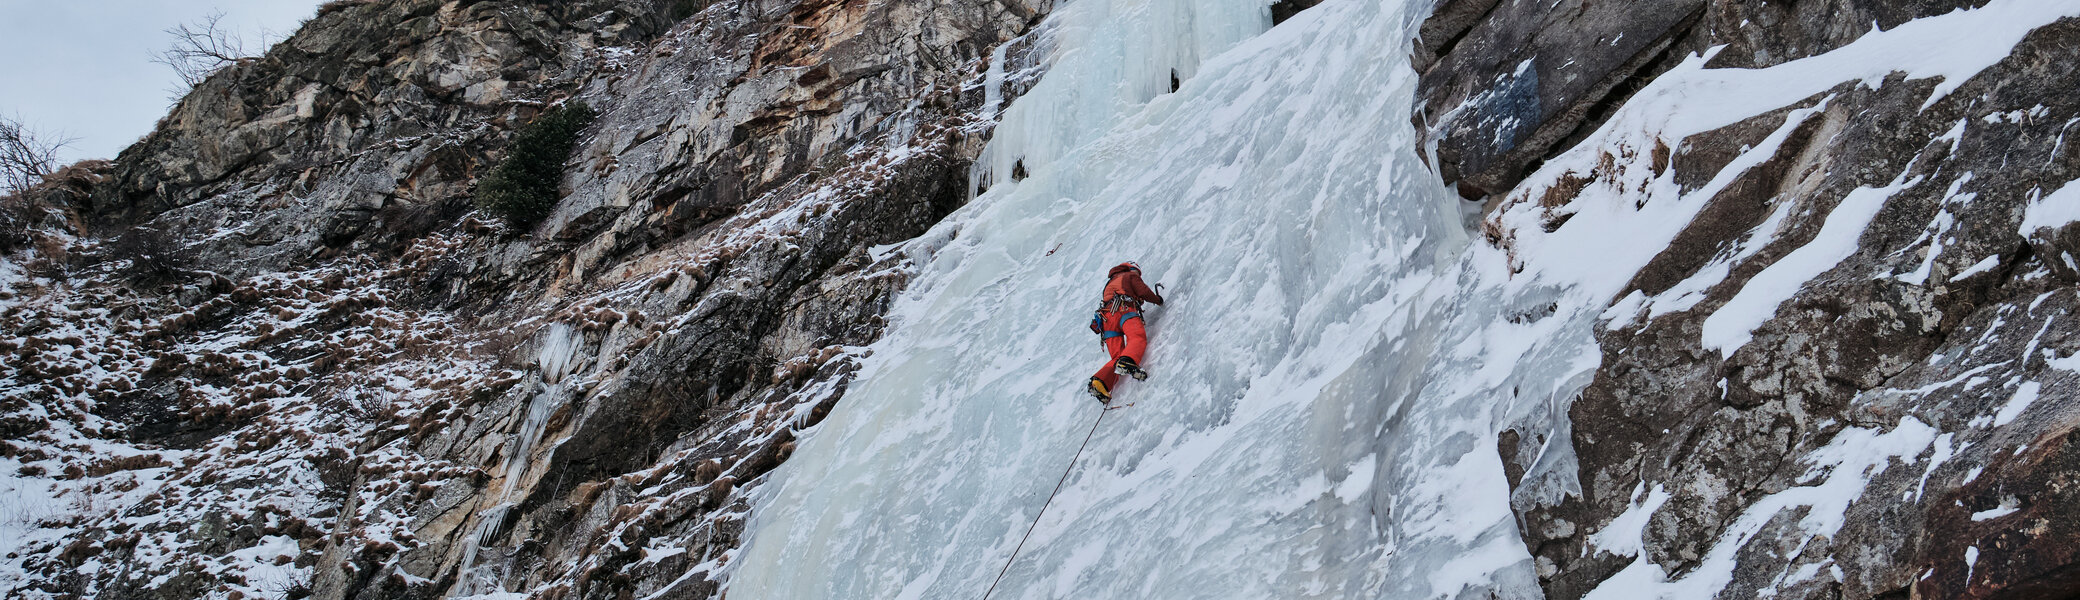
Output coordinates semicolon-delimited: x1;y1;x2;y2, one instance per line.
0;115;72;196
152;11;257;92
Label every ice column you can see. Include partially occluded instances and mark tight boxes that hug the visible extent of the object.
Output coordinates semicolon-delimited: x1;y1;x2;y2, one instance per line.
455;323;582;596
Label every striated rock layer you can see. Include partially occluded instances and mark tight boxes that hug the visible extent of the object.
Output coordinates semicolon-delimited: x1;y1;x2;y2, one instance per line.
1419;1;2080;598
1;0;1049;598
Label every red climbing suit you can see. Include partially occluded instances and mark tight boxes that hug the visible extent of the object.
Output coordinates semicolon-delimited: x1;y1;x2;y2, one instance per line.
1090;262;1164;394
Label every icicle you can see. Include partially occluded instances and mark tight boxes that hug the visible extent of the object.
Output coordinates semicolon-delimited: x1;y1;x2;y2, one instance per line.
973;0;1271;197
453;323;583;597
537;323;580;384
983;41;1011;119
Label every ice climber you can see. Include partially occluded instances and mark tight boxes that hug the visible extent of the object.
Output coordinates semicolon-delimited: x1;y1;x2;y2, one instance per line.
1087;261;1165;403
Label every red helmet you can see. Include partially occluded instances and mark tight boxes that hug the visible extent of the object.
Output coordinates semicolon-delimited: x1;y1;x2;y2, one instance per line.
1108;262;1140;277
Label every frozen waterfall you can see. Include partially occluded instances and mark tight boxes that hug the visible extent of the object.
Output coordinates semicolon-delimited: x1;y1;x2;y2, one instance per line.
725;0;1608;598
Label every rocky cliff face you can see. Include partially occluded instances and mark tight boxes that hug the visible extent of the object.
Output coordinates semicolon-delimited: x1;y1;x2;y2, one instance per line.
1412;0;2009;201
6;0;2079;599
1418;1;2080;598
1;0;1047;598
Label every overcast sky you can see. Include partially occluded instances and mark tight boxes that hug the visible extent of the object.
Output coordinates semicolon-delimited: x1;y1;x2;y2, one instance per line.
0;0;329;164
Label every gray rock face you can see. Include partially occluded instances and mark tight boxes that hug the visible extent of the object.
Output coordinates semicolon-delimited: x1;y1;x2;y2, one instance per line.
93;0;675;274
0;0;1046;599
1412;0;1989;200
1425;4;2080;599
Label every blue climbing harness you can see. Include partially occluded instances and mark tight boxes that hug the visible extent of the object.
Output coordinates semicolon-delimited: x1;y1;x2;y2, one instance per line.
1090;306;1142;340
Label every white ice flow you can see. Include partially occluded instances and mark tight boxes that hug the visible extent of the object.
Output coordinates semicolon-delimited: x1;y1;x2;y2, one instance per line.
719;0;2080;597
724;0;1581;597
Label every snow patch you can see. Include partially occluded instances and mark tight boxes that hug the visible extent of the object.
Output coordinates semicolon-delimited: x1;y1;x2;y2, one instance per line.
1970;497;2021;521
1584;418;1940;599
1590;484;1670;557
1949;254;2002;281
1991;380;2041;427
2020;178;2080;233
1701;173;1911;357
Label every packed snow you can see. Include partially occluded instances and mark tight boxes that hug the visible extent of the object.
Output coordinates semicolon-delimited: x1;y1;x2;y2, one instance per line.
2021;177;2080;234
1701;171;1912;357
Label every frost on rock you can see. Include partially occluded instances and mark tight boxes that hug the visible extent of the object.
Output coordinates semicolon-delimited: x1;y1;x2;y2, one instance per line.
0;230;503;600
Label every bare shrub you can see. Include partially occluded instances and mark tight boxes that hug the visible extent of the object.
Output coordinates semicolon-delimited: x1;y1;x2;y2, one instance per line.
152;11;267;94
0;115;70;196
110;227;189;285
86;454;169;477
0;195;33;254
266;566;314;600
25;233;68;278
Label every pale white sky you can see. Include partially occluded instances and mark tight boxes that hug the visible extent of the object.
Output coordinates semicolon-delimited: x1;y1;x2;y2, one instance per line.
0;1;329;163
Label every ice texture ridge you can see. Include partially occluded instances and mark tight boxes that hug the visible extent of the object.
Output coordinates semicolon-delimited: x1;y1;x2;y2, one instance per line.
726;0;1594;598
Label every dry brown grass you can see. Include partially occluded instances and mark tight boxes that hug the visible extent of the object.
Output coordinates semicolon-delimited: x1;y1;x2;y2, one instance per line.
85;454;169;477
704;476;736;509
691;459;721;484
314;0;377;17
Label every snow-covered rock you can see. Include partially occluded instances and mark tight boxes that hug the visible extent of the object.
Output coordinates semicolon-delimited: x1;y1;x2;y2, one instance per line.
1424;1;2080;597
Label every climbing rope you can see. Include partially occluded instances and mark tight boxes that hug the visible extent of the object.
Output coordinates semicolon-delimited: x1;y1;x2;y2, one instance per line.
980;405;1111;600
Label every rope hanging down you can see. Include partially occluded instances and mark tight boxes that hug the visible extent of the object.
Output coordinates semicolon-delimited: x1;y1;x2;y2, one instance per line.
979;406;1111;600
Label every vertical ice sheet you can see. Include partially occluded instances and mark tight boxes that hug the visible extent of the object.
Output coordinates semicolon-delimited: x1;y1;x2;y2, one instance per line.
974;0;1273;191
457;323;581;597
728;0;1587;598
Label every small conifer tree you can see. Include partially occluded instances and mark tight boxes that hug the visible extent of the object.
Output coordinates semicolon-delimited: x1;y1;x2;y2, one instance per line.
670;0;711;21
475;102;596;229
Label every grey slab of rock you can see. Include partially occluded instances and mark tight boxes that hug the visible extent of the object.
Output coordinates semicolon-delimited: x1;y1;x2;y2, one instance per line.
1462;11;2080;600
1412;0;1989;201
